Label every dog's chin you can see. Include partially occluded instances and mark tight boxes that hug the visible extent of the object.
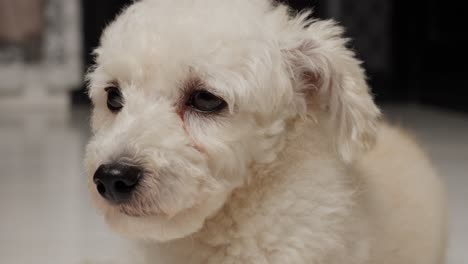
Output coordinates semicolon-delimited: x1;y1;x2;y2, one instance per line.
99;190;232;242
103;209;202;242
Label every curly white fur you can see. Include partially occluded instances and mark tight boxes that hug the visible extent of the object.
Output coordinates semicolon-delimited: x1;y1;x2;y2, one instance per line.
85;0;447;263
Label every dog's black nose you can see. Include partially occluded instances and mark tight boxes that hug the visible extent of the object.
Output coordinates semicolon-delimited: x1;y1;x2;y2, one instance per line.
93;163;142;203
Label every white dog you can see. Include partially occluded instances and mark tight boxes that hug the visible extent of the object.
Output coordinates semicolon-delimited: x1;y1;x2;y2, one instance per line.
85;0;447;263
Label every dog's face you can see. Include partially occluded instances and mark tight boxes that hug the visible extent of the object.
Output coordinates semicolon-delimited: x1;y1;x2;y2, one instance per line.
86;0;380;242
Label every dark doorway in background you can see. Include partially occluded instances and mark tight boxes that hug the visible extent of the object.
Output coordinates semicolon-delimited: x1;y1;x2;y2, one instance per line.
392;1;467;112
73;0;131;104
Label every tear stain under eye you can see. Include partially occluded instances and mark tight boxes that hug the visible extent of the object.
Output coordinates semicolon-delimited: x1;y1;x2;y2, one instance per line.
177;108;206;153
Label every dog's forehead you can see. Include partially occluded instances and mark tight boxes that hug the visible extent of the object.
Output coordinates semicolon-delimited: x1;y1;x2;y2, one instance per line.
93;0;281;90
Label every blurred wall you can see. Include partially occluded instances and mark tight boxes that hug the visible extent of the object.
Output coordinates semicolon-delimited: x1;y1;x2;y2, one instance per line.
0;0;82;109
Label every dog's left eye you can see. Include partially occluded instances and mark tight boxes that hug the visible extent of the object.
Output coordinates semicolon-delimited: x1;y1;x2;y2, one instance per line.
105;86;124;113
187;90;227;113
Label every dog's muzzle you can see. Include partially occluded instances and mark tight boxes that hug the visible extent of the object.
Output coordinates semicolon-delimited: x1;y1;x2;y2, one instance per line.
93;163;142;204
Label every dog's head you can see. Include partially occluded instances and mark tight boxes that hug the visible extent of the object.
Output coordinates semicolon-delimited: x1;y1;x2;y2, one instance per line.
86;0;380;242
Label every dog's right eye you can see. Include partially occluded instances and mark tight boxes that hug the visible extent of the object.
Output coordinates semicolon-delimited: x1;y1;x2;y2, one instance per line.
187;90;227;113
105;86;124;113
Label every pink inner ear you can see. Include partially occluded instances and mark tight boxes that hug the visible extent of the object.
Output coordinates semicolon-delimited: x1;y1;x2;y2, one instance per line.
286;39;323;95
301;71;321;91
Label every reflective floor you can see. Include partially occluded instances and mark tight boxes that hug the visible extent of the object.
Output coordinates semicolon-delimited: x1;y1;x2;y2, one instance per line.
0;104;466;264
0;108;131;264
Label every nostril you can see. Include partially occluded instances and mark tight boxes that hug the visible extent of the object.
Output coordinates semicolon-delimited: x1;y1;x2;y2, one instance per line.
96;181;107;196
114;180;137;194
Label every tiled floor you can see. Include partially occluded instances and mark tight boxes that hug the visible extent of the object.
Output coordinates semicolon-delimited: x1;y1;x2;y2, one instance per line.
0;104;466;264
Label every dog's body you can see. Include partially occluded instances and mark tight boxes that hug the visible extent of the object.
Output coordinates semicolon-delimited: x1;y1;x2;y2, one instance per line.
85;0;446;263
138;124;446;264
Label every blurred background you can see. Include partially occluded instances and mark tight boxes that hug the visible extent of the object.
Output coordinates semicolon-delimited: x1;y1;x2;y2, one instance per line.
0;0;466;263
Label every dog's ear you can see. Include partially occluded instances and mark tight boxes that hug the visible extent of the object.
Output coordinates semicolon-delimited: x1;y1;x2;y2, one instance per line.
282;18;381;162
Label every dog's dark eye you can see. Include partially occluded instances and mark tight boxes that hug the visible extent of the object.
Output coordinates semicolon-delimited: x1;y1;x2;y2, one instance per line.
187;90;227;113
105;86;123;113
